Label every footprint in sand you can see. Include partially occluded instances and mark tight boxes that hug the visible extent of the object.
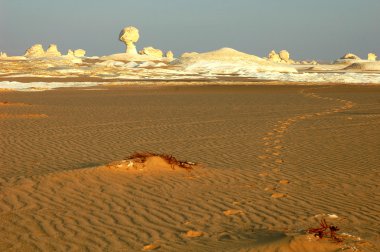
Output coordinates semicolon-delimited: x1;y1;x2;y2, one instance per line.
223;209;244;216
271;193;287;199
143;244;161;251
264;186;276;191
184;230;205;238
275;159;284;164
259;172;269;177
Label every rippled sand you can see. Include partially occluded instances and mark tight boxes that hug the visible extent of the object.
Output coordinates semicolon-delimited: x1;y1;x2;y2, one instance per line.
0;84;379;251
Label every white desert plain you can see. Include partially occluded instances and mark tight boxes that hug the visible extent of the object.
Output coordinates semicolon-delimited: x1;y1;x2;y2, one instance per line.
0;25;380;252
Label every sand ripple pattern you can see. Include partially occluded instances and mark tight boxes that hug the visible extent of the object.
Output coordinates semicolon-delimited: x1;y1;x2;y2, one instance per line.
0;86;379;251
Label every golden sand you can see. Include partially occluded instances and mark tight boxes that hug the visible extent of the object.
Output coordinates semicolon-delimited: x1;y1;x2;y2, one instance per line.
0;84;379;251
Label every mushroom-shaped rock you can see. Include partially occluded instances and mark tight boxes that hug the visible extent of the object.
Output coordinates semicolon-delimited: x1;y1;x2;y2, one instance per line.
139;47;163;58
268;50;281;63
24;44;45;58
67;49;74;56
45;44;62;57
119;26;140;54
368;53;377;61
166;51;174;60
74;49;86;57
279;50;290;62
341;53;361;60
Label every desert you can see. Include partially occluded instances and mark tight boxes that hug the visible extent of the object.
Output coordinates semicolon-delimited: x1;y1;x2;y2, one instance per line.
1;84;379;251
1;3;380;251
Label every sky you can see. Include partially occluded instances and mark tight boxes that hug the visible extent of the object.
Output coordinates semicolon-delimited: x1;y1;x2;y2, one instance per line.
0;0;379;61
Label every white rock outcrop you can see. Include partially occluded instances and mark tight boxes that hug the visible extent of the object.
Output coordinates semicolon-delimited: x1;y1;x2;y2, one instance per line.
138;61;157;68
74;49;86;57
368;53;377;61
279;50;290;62
139;47;163;58
341;53;361;60
181;52;199;58
119;26;140;54
45;44;62;57
0;52;7;58
24;44;45;58
345;62;380;71
268;50;281;63
175;47;297;74
67;49;74;56
166;51;174;60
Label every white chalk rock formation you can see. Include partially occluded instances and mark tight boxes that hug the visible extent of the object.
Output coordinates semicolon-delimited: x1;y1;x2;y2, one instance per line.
268;50;281;63
155;62;167;67
181;52;199;58
166;51;174;60
45;44;62;57
124;61;139;68
279;50;290;62
174;47;297;74
341;53;361;60
368;53;377;61
24;44;45;58
67;49;74;56
345;62;380;71
138;61;157;68
74;49;86;57
0;52;7;58
139;47;163;58
96;60;126;68
119;26;140;54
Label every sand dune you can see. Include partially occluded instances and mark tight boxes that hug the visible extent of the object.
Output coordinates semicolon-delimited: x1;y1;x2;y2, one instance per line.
0;85;379;251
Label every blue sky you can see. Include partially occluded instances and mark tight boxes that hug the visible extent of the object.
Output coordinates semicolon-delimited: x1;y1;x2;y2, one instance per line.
0;0;379;60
